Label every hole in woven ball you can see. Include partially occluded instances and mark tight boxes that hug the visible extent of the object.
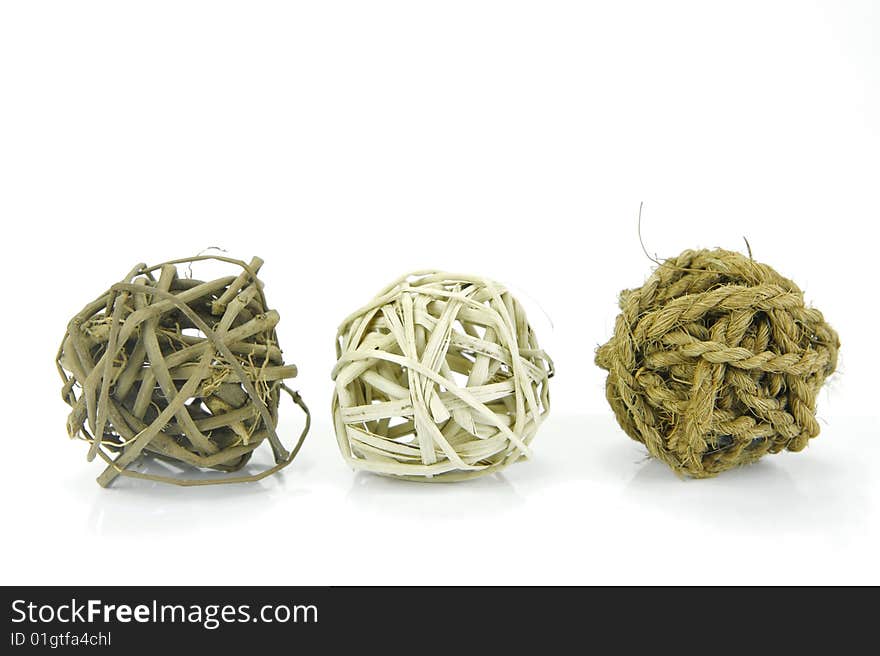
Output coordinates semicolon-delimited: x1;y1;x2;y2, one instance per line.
747;437;767;450
442;366;471;391
712;435;734;450
181;327;207;340
386;417;416;442
457;319;486;340
187;399;212;419
101;428;126;450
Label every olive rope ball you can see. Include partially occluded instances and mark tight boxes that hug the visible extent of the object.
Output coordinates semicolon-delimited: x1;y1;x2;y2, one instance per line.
57;255;310;487
596;248;839;478
331;271;554;481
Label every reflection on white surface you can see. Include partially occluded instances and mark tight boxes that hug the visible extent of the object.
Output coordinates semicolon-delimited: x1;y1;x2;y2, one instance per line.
84;475;309;537
621;430;869;536
346;471;525;519
6;414;878;585
79;441;316;536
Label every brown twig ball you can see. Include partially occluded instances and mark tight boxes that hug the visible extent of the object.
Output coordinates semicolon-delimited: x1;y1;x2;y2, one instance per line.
57;255;310;487
596;249;840;478
331;271;554;481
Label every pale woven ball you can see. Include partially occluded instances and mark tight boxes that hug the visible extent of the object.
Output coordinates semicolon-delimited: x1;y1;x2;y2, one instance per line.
331;271;554;481
596;248;840;478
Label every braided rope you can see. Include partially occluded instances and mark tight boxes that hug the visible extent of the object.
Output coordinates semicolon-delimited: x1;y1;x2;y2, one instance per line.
596;249;839;478
57;255;310;487
331;271;553;481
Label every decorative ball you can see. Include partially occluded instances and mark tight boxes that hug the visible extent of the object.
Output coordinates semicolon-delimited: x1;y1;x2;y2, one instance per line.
57;255;310;487
596;248;840;478
331;271;554;481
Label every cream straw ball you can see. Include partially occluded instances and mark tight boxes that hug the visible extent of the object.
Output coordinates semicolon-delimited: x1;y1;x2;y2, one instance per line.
331;271;554;481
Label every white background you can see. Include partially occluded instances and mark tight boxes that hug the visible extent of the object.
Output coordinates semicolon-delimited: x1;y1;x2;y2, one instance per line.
1;1;877;585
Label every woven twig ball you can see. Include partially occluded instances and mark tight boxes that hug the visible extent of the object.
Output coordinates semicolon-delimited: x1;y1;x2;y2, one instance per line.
331;271;553;481
57;255;310;487
596;248;840;478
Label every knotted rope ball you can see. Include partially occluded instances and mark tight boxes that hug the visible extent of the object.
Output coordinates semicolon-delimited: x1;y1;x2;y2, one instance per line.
57;255;310;487
596;249;839;478
331;271;554;481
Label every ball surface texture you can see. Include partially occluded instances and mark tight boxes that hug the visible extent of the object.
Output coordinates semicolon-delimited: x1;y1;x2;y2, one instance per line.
596;249;839;477
57;255;309;487
332;271;553;481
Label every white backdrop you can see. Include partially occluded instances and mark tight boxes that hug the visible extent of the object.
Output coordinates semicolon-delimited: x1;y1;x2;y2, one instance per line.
1;1;877;585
